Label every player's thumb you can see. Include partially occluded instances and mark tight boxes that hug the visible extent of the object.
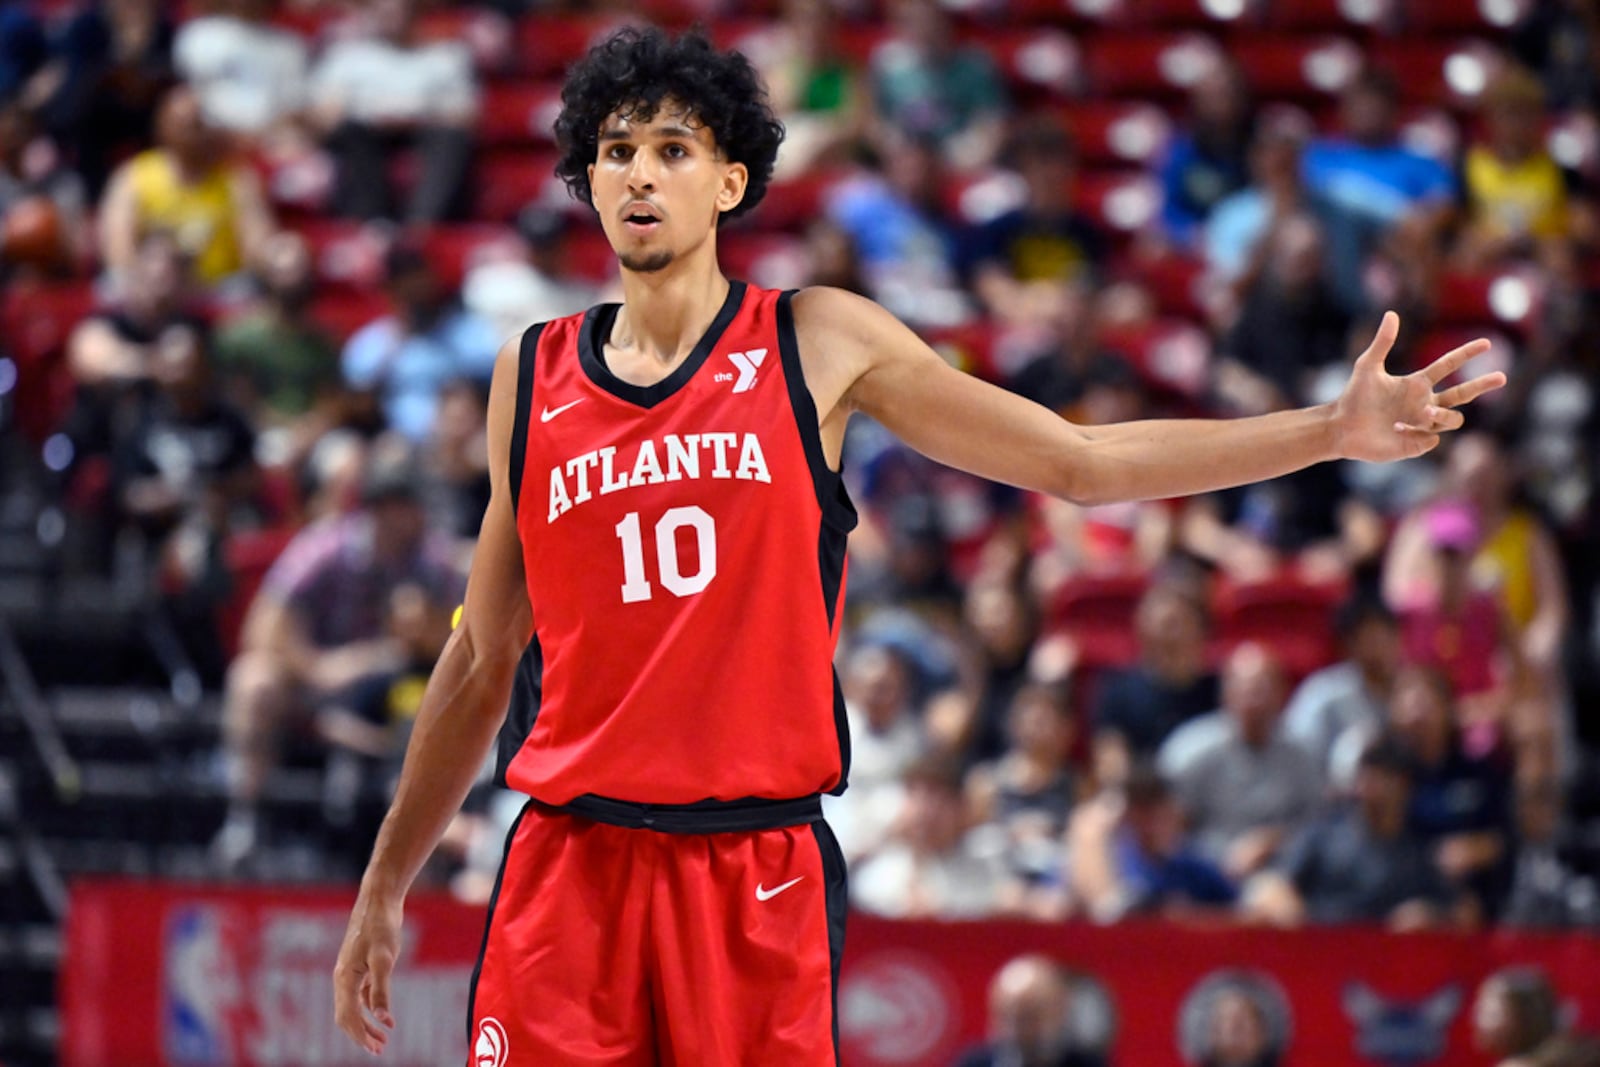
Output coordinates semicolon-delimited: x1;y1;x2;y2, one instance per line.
1356;310;1400;370
366;946;397;1028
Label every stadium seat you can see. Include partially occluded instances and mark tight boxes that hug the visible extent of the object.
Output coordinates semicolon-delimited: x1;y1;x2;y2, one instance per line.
217;526;301;660
1099;318;1211;400
513;16;634;77
1369;38;1499;106
1060;101;1174;167
746;170;840;232
719;232;809;289
1404;0;1531;33
1;281;95;443
1074;169;1163;233
1212;572;1346;678
294;218;385;292
473;150;566;223
1265;0;1394;32
419;224;521;289
1229;35;1365;101
1120;248;1209;320
1046;571;1150;670
478;80;564;147
985;28;1081;99
1079;32;1224;98
1430;268;1544;332
308;290;391;343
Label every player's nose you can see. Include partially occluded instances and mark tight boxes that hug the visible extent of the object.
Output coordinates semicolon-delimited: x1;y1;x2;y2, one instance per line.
625;151;659;192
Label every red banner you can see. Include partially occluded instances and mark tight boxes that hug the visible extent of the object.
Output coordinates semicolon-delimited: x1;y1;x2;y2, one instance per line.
60;879;1600;1067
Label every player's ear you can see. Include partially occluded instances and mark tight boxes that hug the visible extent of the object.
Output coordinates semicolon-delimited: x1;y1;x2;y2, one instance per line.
587;162;595;199
716;160;748;216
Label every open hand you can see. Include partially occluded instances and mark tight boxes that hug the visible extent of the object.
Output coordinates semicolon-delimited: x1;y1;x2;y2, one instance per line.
1333;311;1506;463
333;891;403;1055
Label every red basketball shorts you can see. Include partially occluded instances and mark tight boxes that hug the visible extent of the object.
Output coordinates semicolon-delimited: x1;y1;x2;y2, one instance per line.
466;803;847;1066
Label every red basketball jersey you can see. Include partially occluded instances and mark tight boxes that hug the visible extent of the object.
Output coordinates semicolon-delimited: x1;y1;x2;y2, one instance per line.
505;282;856;805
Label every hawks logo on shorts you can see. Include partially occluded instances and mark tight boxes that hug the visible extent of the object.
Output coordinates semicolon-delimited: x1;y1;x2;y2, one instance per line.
474;1017;509;1067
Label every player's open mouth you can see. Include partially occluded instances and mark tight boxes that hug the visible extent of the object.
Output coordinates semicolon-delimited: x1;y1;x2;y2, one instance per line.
623;204;662;235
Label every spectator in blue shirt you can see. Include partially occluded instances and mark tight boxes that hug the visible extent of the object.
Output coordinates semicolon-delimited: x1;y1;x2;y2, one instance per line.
341;242;499;442
1070;765;1238;923
1159;61;1256;247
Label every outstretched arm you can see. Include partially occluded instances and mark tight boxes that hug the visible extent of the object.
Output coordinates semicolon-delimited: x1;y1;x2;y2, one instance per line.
333;337;533;1056
794;288;1504;506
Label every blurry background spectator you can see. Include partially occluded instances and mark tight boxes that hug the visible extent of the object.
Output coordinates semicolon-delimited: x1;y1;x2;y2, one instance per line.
1159;643;1323;882
0;97;88;279
852;753;1003;919
1160;60;1254;249
955;955;1107;1067
461;205;600;341
870;0;1005;171
97;83;276;294
1068;764;1238;923
173;0;310;149
1474;968;1600;1067
36;0;175;198
1244;738;1475;932
340;241;498;442
212;448;465;872
307;0;477;224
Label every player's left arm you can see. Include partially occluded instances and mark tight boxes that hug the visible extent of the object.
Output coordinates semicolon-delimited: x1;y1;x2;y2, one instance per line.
792;287;1505;505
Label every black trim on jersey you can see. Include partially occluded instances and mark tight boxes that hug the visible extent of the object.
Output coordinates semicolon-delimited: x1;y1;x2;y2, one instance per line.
465;798;532;1047
507;322;545;519
775;289;859;533
546;792;823;834
577;280;746;408
493;639;544;787
778;289;856;796
810;820;849;1067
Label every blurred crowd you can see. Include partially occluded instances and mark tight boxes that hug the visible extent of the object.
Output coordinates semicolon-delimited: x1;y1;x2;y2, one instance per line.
2;0;1599;933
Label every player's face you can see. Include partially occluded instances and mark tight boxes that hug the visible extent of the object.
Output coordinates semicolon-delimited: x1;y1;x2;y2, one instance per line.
588;101;748;274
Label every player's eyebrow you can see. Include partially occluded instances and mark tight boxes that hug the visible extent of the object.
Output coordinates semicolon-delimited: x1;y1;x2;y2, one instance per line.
599;124;700;142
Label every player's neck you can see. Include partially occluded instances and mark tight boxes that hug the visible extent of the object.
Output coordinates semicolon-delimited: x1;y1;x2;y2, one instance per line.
612;249;731;369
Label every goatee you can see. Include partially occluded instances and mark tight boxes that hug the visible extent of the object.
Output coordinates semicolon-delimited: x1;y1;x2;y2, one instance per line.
620;249;675;273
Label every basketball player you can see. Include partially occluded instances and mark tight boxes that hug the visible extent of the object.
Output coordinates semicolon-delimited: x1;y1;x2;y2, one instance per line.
334;27;1503;1065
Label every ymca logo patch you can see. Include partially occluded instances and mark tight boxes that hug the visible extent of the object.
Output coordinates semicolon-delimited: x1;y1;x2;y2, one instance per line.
727;348;768;393
475;1017;509;1067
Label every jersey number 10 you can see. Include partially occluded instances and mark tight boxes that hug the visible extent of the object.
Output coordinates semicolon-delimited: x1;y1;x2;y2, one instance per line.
614;507;717;603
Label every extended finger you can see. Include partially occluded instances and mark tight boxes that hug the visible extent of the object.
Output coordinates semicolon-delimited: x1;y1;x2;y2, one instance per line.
1356;310;1401;370
1420;337;1492;385
365;948;396;1030
1434;370;1508;409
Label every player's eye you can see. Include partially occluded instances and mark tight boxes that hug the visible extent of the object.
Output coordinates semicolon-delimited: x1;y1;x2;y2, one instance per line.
663;143;688;159
606;144;632;160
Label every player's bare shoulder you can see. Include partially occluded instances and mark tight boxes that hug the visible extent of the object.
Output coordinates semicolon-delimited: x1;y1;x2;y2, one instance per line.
790;285;906;419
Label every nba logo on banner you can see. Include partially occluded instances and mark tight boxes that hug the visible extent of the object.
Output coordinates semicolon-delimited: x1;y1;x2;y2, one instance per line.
476;1017;509;1067
163;906;243;1066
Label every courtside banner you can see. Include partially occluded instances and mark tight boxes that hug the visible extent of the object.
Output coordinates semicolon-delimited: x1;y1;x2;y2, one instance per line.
61;879;1600;1067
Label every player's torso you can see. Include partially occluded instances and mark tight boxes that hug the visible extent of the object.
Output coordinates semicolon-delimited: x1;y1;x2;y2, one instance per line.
509;282;855;805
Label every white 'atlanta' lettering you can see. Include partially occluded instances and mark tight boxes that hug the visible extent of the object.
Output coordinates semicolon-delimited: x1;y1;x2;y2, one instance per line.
549;432;771;523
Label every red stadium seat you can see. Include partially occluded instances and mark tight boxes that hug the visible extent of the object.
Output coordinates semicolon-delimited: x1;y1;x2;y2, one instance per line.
746;170;840;232
719;232;808;289
1099;319;1211;400
1229;35;1365;101
308;291;391;343
1047;571;1150;670
1368;38;1499;106
218;526;300;660
513;16;634;78
1080;32;1223;98
474;151;565;222
419;224;520;289
1060;101;1174;167
1212;573;1346;678
564;226;620;283
985;28;1081;99
1265;0;1395;32
478;81;564;147
1404;0;1531;33
294;218;385;291
1122;248;1209;320
1074;169;1163;233
1430;269;1544;332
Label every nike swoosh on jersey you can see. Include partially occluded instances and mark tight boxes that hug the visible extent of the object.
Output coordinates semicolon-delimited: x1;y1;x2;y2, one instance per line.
754;876;805;902
540;398;585;423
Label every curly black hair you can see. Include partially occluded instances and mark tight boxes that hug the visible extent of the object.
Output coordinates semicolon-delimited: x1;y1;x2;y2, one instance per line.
553;26;785;223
